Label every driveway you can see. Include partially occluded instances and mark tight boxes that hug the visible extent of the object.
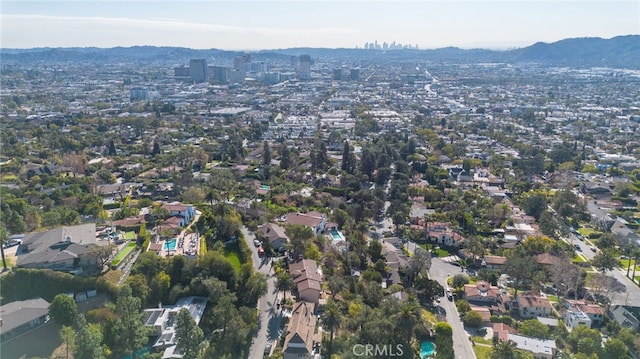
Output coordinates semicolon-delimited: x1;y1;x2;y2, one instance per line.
242;226;281;359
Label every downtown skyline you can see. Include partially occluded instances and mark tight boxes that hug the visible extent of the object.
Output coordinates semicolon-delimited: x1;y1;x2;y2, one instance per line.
1;0;639;50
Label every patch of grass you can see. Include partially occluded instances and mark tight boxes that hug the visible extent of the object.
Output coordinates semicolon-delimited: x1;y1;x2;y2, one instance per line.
421;308;438;326
1;174;18;182
572;255;586;263
546;294;559;302
473;344;493;359
635;276;640;283
224;248;242;271
111;242;137;267
620;259;639;269
471;336;493;345
578;227;600;237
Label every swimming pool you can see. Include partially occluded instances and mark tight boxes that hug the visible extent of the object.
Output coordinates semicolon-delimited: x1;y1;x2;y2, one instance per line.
420;341;435;358
330;229;344;241
163;239;177;251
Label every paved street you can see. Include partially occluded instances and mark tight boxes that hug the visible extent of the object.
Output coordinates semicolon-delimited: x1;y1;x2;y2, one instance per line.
565;231;640;306
242;226;282;359
429;258;477;359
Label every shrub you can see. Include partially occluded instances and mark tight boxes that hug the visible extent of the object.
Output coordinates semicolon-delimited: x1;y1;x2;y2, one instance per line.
463;311;484;328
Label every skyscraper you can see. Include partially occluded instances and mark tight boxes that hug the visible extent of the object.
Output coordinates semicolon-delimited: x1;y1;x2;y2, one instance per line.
299;55;311;80
189;59;207;82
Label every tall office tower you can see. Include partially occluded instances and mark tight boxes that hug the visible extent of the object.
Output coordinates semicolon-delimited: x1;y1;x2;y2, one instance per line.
189;59;207;82
299;55;311;80
350;68;360;81
208;66;229;84
333;69;343;81
130;87;149;101
234;54;251;71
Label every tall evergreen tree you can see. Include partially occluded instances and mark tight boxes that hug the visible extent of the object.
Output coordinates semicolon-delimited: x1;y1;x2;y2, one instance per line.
262;141;271;165
113;285;149;359
341;141;352;173
175;308;205;359
280;144;290;170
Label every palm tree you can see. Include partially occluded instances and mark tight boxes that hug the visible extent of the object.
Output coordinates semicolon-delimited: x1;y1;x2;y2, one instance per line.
491;340;523;359
321;300;342;354
205;190;217;212
394;300;421;339
276;272;294;302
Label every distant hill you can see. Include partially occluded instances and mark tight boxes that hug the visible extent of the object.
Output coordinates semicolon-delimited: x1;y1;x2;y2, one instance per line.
1;35;638;69
512;35;640;68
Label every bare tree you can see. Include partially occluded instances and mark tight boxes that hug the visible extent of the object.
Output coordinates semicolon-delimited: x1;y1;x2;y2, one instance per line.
589;274;625;305
551;260;585;300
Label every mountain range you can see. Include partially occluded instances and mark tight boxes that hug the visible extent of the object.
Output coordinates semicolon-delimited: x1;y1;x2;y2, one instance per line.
1;35;638;69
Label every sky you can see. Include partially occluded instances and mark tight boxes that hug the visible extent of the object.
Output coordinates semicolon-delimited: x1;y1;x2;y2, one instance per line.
1;0;639;50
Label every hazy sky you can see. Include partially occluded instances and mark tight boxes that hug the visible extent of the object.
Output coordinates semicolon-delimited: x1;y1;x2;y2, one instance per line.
1;0;639;50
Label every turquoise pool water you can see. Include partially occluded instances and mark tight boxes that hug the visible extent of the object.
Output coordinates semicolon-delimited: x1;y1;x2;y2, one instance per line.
420;341;435;358
330;229;343;241
163;239;177;250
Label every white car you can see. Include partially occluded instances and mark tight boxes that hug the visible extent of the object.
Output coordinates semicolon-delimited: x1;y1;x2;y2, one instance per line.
254;239;261;247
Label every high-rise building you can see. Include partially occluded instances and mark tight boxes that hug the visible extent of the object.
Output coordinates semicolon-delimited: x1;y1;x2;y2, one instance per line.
332;69;343;81
208;65;229;84
350;68;360;81
189;59;207;82
174;67;189;78
299;55;311;80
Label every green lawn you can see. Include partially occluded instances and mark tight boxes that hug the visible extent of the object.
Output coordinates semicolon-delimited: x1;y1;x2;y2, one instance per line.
572;255;586;263
578;227;601;237
471;336;493;345
473;345;492;359
635;276;640;283
620;259;639;270
546;294;559;302
111;242;137;267
224;249;242;271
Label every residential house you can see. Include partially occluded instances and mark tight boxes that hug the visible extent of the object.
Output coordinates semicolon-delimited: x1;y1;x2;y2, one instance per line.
464;281;501;305
0;298;50;342
469;305;492;322
508;334;556;359
610;220;640;246
381;240;410;286
492;322;517;342
482;255;507;269
580;181;613;197
16;223;109;274
283;301;317;359
284;211;327;235
289;259;323;304
563;300;604;329
257;223;289;252
517;293;552;319
142;296;208;359
160;202;196;226
535;253;562;267
426;222;466;248
609;305;640;331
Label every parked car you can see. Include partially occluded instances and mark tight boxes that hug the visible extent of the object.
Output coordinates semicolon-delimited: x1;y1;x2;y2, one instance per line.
253;239;261;247
574;244;581;251
446;289;453;301
590;246;597;252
